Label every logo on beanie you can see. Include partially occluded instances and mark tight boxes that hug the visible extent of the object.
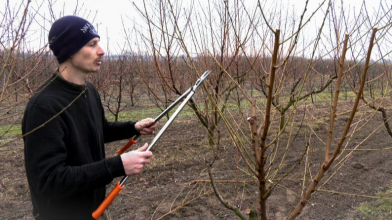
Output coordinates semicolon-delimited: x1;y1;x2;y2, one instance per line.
81;23;98;35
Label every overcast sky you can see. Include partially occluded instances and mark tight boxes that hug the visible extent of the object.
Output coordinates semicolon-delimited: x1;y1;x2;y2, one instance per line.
2;0;385;54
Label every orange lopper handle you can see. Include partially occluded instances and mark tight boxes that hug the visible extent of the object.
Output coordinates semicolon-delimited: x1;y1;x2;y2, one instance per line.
92;182;124;219
116;138;137;155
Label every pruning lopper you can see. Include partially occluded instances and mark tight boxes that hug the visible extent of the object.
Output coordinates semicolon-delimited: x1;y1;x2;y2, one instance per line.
92;70;211;219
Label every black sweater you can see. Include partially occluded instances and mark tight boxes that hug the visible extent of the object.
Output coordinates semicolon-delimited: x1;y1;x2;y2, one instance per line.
22;74;138;220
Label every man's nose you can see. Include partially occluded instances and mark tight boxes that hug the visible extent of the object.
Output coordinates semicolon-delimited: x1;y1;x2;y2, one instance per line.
97;45;105;56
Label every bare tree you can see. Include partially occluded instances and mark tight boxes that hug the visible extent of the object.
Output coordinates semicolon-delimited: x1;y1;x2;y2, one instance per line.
127;0;392;219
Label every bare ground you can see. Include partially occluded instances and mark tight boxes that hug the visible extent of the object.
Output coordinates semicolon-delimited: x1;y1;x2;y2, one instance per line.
1;109;392;220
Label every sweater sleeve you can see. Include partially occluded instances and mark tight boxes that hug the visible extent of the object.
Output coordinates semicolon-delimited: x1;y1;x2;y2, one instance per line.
23;104;125;198
102;119;140;143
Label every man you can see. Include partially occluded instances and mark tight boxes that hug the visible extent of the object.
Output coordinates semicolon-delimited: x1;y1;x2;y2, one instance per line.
22;16;156;220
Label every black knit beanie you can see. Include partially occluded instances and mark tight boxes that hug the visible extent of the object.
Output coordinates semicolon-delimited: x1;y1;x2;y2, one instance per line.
48;16;100;64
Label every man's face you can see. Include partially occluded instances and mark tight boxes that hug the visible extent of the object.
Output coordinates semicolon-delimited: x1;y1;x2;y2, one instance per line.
70;37;105;73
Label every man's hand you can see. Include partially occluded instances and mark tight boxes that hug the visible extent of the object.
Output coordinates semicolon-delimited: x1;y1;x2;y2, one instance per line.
120;143;153;176
135;118;158;135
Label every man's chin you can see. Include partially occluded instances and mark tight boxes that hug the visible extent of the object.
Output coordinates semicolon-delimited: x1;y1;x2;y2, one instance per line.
89;68;100;73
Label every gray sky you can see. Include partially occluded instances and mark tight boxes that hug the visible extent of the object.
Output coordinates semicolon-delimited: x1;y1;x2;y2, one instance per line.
2;0;385;55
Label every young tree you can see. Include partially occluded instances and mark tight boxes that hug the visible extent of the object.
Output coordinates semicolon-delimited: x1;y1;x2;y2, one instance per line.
127;0;392;219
